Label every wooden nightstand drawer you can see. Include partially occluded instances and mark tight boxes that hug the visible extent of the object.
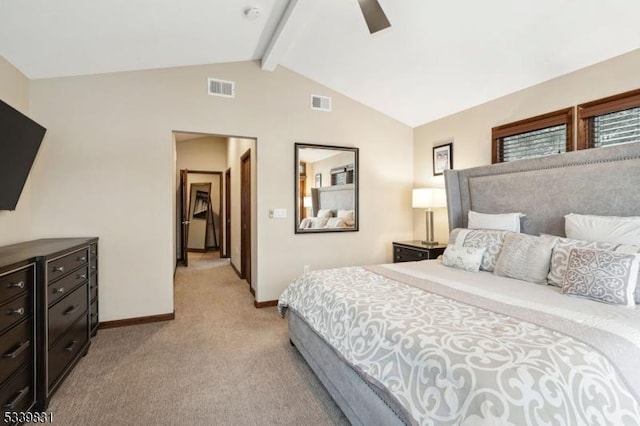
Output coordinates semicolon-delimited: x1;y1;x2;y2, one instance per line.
392;242;446;263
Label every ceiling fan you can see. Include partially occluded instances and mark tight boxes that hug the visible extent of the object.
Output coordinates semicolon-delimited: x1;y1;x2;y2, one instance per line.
357;0;391;34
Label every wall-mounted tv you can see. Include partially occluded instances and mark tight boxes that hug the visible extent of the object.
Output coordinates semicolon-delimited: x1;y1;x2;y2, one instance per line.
0;98;47;210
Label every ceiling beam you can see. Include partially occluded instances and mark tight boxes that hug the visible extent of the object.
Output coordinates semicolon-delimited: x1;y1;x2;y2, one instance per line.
261;0;304;72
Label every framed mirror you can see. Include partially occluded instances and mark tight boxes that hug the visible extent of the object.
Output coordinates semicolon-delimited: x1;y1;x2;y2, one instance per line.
295;143;359;233
187;182;212;250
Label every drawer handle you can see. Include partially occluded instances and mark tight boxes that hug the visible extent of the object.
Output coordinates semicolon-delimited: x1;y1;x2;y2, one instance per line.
53;266;65;273
3;341;30;359
63;305;79;316
64;340;78;352
7;280;25;289
6;307;24;316
91;265;97;270
53;287;65;294
78;273;87;279
91;250;97;256
3;386;29;410
77;256;87;262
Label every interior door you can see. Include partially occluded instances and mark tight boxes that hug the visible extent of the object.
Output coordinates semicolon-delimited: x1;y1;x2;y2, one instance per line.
224;168;231;258
180;169;189;266
240;150;251;286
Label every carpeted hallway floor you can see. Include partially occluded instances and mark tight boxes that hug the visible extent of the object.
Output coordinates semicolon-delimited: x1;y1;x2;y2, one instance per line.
41;253;349;425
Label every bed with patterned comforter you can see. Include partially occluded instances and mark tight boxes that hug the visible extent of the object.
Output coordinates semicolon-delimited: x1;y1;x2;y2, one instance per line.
278;260;640;425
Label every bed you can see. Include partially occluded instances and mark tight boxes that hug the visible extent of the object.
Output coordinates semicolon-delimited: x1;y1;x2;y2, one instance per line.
299;184;356;230
279;142;640;425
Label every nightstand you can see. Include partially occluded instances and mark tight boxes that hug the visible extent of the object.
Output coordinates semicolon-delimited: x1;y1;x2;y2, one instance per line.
392;241;447;263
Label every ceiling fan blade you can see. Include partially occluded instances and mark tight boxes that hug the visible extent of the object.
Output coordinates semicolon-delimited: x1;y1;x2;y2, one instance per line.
357;0;391;34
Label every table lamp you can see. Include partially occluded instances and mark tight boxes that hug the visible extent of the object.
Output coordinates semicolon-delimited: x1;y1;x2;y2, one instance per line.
412;188;447;245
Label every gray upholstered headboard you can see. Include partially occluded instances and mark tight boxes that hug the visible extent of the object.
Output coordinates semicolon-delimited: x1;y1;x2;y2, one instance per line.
311;184;355;216
444;143;640;237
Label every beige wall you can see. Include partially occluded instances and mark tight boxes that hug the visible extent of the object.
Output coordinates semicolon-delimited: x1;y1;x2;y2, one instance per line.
25;61;413;320
0;57;34;245
413;48;640;243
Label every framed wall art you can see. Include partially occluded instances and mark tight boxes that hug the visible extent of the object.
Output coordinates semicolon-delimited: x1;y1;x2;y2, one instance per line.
433;142;453;176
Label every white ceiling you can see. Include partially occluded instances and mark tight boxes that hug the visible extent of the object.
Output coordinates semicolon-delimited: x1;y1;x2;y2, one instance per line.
2;0;640;127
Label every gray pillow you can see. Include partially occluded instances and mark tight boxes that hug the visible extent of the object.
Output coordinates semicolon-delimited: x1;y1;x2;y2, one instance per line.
449;228;511;272
493;233;554;284
561;248;639;307
540;234;619;287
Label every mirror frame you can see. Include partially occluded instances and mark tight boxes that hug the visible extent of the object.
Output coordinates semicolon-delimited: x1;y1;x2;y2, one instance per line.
294;142;359;234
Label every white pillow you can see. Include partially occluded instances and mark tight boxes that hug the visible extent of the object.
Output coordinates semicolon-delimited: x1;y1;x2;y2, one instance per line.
565;213;640;245
468;210;524;233
337;209;355;226
316;209;334;219
326;217;347;228
442;245;486;272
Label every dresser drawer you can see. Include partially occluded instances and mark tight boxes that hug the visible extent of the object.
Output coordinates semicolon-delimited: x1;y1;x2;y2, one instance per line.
0;293;32;334
48;284;87;348
89;257;98;275
48;315;88;389
0;363;34;418
48;266;88;306
0;320;32;385
0;268;32;306
89;274;98;303
47;248;89;283
90;299;98;332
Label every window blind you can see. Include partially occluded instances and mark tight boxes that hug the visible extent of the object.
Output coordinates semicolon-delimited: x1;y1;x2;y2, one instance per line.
591;106;640;148
499;124;567;162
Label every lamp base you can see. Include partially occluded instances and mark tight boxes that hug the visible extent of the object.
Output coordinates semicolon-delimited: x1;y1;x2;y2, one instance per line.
420;240;439;246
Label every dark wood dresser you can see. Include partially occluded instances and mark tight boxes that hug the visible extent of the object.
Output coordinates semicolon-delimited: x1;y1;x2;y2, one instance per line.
0;237;98;416
392;241;447;263
0;260;36;421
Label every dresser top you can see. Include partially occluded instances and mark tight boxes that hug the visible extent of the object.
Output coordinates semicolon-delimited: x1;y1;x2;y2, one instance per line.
0;237;98;272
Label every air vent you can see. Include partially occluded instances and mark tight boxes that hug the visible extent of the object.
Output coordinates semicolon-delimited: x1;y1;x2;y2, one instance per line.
311;94;332;112
208;78;235;98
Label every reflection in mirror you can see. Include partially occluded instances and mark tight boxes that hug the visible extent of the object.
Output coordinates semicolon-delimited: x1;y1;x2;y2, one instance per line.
295;143;359;233
188;182;211;250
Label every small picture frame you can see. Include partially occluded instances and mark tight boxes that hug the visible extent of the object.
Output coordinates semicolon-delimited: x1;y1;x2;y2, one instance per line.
433;142;453;176
315;173;322;187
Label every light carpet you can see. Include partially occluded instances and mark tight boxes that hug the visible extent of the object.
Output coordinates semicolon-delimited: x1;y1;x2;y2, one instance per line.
40;259;349;425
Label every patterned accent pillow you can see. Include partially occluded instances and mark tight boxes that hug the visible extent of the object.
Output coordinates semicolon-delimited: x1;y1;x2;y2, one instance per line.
561;248;639;307
442;245;486;272
449;228;511;272
493;233;554;284
540;234;619;287
614;244;640;304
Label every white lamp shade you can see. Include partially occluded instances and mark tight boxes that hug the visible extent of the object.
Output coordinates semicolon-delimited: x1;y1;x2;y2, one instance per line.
303;196;312;208
412;188;447;209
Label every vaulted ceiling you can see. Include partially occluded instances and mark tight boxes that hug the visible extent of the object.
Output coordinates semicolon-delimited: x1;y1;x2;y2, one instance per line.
2;0;639;127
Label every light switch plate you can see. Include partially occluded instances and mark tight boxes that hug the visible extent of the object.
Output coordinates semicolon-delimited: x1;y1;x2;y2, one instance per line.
269;208;287;219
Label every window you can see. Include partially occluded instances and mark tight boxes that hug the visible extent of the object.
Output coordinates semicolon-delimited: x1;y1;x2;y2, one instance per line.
578;88;640;150
491;108;574;163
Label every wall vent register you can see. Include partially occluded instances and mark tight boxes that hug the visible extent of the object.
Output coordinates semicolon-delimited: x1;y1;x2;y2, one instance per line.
311;95;332;112
208;78;235;98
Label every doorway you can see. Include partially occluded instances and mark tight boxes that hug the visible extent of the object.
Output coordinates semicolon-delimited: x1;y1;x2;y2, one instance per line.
173;132;256;298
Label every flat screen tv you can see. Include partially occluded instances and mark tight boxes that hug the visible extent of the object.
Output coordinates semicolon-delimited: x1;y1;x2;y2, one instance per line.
0;98;47;210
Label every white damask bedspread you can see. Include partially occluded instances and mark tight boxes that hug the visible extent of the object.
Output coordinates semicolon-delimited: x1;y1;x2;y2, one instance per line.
278;263;640;426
